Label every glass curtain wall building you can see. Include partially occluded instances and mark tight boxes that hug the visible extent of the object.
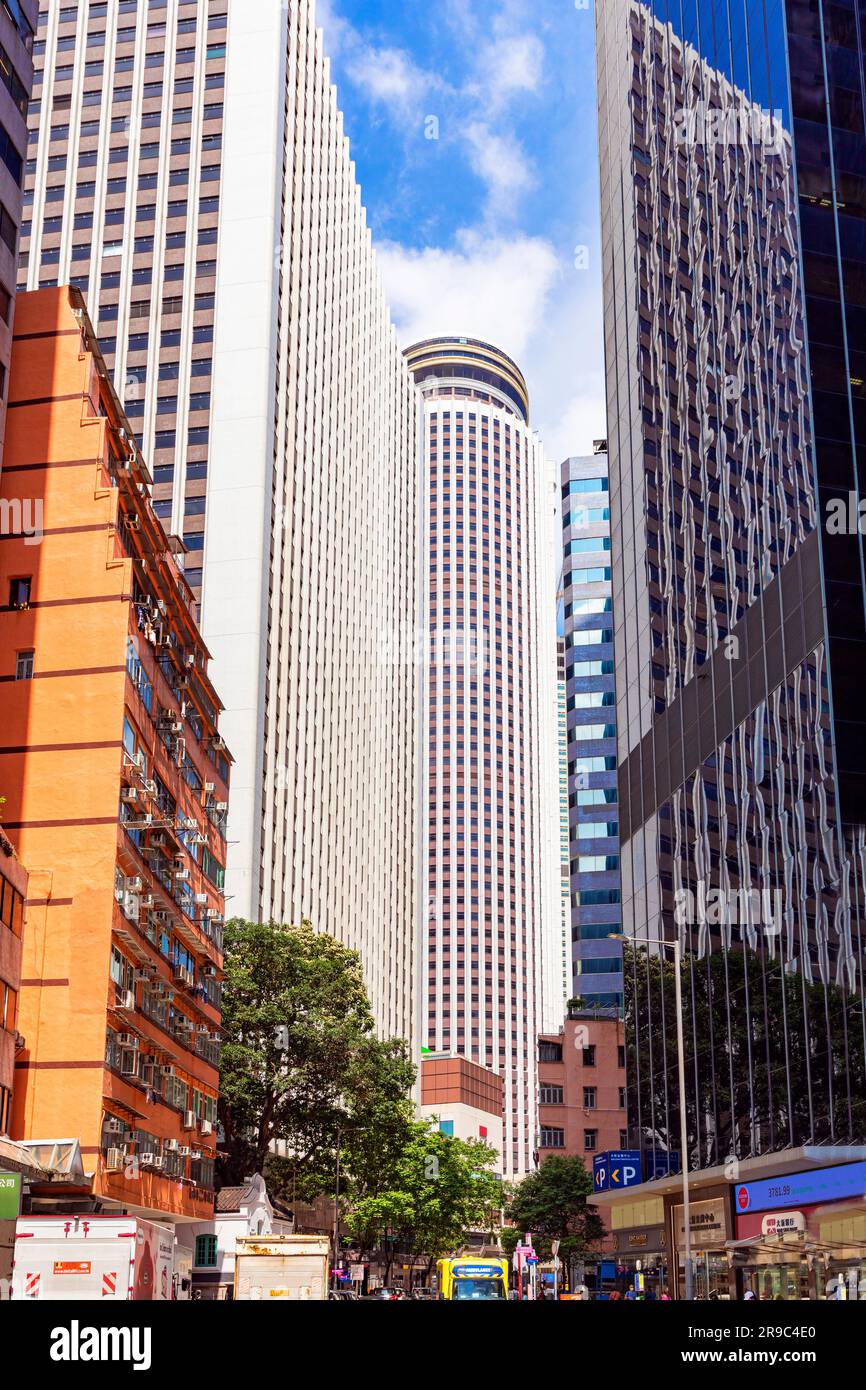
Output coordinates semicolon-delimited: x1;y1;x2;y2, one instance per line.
597;0;866;1169
561;446;623;1009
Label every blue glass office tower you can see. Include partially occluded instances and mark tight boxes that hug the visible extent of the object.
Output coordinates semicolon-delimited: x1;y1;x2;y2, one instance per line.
597;0;866;1183
561;445;623;1009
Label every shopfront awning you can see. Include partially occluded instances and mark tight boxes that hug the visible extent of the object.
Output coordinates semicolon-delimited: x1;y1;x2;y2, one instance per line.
590;1146;866;1209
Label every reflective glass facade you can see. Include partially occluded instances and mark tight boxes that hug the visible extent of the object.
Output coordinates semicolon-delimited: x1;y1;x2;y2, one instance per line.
596;0;866;1166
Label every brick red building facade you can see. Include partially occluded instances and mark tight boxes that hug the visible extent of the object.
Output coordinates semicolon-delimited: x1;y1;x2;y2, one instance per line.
537;1009;627;1244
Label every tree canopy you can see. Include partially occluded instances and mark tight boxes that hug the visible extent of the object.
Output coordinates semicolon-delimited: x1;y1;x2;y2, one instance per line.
347;1118;502;1277
218;918;414;1200
506;1154;605;1267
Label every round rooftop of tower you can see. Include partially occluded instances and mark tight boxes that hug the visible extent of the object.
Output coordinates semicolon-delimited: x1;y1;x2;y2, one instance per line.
404;336;529;424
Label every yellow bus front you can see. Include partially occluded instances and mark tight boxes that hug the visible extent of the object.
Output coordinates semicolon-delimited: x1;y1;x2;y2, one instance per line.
437;1258;509;1301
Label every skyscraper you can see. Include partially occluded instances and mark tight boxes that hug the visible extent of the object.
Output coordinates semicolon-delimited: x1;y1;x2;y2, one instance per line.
550;633;572;1021
0;0;36;473
21;1;420;1044
405;336;556;1176
596;0;866;1291
19;0;230;593
561;444;622;1009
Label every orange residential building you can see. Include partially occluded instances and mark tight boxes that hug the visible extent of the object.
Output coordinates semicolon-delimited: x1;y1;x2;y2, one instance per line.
0;286;229;1222
0;829;26;1136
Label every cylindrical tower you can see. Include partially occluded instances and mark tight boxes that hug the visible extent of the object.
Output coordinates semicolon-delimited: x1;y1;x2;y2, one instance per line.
406;336;554;1177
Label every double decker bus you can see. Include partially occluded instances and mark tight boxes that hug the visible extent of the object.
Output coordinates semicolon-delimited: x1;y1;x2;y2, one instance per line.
436;1257;509;1301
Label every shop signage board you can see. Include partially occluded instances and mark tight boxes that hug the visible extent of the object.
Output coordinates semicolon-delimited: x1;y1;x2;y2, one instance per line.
761;1211;806;1236
672;1197;729;1249
0;1172;21;1221
735;1161;866;1215
614;1226;667;1258
646;1151;680;1180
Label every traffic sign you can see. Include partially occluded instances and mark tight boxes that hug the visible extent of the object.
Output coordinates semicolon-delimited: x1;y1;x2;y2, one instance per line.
593;1150;642;1193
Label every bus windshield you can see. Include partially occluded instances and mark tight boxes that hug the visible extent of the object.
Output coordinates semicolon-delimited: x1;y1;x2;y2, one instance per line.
453;1276;506;1301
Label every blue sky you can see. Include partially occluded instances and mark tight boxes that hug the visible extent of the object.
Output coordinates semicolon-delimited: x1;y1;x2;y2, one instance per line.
316;0;606;463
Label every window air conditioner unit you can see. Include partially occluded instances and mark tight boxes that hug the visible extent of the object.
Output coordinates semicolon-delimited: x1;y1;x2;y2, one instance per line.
194;893;208;905
200;1120;213;1136
125;876;143;893
204;782;215;794
105;1116;126;1134
118;989;136;1011
121;787;138;804
105;1148;125;1172
182;1111;196;1131
118;1033;139;1049
141;1152;159;1167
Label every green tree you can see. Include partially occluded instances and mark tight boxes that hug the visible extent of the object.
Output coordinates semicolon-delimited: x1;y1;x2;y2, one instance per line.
507;1154;605;1282
218;918;413;1200
347;1119;502;1285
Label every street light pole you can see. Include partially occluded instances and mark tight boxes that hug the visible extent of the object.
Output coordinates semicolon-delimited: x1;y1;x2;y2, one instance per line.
610;930;693;1300
333;1123;341;1290
670;938;694;1302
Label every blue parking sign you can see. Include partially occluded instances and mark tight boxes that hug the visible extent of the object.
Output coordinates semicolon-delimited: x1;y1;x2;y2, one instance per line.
593;1150;642;1192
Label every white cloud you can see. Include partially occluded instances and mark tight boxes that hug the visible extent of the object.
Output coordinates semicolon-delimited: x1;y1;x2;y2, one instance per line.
473;34;545;111
346;46;440;121
377;229;605;461
464;122;536;219
317;1;545;219
377;228;559;362
316;0;443;123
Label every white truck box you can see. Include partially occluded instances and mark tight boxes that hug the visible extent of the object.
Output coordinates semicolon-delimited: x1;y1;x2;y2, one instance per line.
12;1214;175;1301
234;1234;329;1301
